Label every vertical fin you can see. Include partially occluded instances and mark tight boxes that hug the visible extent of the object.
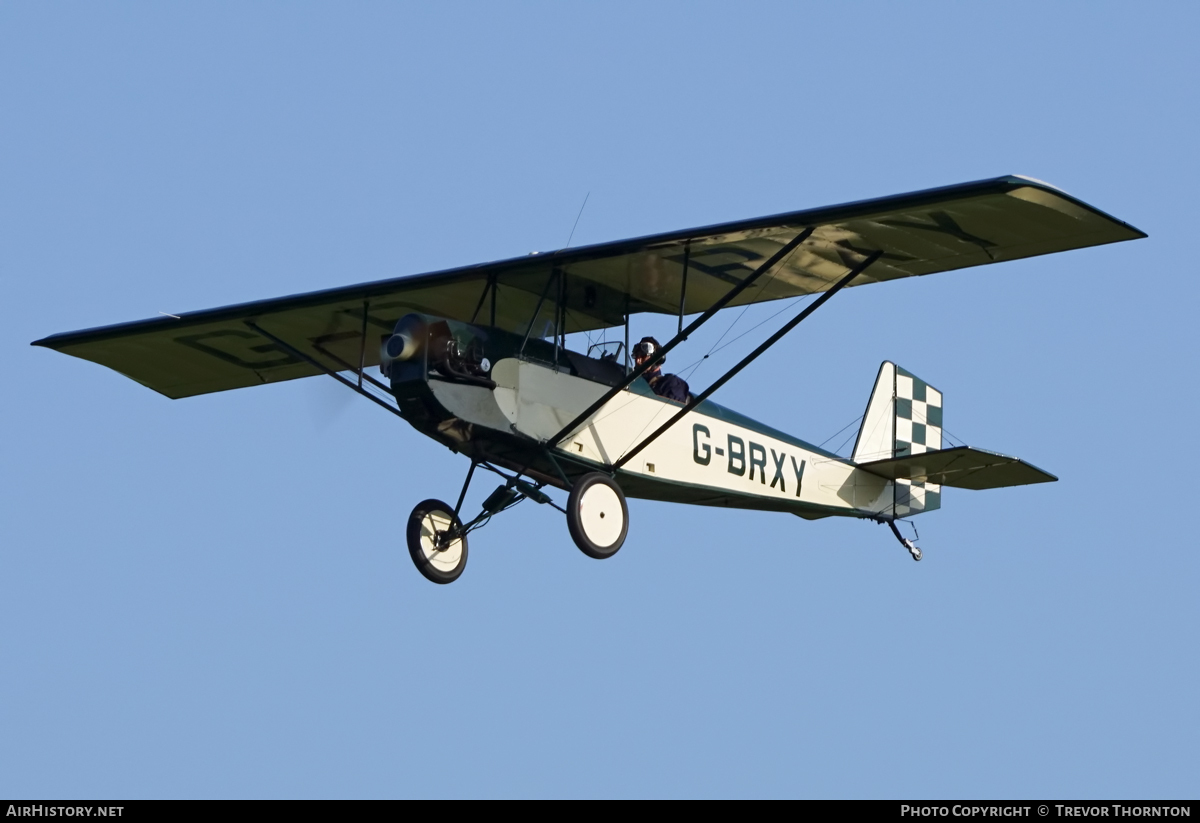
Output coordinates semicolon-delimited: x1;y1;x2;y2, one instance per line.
853;362;944;516
852;362;896;463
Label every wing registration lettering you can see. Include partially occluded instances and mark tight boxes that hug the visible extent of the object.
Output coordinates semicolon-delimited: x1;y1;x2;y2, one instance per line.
175;330;302;370
667;246;761;286
878;210;997;255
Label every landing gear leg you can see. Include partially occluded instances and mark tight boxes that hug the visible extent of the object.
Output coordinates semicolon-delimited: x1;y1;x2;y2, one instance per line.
453;459;478;518
885;519;922;562
406;460;566;584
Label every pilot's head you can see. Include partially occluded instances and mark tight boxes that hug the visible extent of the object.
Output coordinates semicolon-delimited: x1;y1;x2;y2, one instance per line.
633;336;663;371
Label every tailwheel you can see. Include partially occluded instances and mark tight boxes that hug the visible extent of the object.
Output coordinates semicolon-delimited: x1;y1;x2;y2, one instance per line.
567;473;629;559
407;498;468;584
883;518;922;562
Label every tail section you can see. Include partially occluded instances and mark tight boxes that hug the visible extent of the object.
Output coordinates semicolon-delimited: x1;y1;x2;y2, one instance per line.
852;362;944;461
852;362;943;517
852;362;1057;514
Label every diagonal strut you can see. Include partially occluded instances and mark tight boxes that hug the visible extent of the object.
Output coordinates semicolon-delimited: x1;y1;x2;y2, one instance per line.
547;226;815;448
611;250;883;471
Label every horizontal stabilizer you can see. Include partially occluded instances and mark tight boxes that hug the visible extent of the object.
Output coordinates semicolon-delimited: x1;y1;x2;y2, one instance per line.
857;446;1057;490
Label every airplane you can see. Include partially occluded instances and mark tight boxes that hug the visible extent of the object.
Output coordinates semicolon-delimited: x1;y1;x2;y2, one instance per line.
32;176;1145;583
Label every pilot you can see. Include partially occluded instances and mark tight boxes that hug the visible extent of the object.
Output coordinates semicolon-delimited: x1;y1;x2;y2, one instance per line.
632;336;689;403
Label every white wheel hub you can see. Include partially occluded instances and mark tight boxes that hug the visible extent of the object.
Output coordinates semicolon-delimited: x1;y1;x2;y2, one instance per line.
577;482;625;548
417;509;464;573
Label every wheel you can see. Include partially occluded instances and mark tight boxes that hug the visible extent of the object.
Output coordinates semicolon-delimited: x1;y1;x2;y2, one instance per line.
407;498;468;584
910;546;922;562
566;473;628;559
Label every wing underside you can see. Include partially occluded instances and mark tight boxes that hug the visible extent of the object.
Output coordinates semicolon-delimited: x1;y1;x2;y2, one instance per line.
33;176;1145;399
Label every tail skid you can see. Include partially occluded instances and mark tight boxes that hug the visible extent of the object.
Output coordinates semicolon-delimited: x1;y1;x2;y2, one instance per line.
883;518;922;562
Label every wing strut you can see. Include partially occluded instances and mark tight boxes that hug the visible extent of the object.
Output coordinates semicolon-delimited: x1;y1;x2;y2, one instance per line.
677;240;690;335
357;300;368;389
611;250;883;470
547;226;815;448
245;321;407;422
519;268;557;357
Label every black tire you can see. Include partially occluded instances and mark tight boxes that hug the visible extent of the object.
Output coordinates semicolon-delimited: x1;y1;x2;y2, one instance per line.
566;473;628;559
407;498;468;584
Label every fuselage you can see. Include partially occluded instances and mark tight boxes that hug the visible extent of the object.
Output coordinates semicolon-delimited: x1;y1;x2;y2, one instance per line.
384;314;893;521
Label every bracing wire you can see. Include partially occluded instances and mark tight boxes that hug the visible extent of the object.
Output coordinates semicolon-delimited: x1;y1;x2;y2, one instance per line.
834;427;861;456
564;192;590;249
940;427;967;448
677;292;816;382
817;415;864;450
563;306;607;356
690;260;792;371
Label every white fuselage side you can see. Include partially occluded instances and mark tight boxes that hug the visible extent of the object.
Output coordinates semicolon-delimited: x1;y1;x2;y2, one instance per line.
430;358;893;517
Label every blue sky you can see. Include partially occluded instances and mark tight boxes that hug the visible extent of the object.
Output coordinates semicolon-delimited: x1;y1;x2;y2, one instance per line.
2;1;1197;798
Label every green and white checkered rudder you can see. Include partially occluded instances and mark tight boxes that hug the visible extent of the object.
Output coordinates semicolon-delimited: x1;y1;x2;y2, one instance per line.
894;365;942;458
852;362;943;516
